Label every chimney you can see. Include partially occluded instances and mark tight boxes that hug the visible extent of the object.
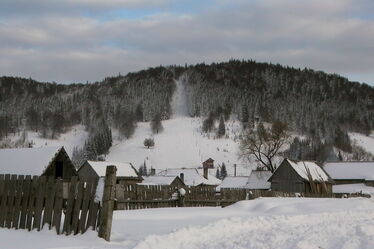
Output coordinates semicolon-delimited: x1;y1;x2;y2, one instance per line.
203;167;208;179
202;158;214;179
179;173;184;183
150;168;156;176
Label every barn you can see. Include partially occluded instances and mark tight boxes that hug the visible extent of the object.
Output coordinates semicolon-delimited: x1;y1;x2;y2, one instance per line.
268;158;334;194
323;161;374;186
0;146;77;180
78;160;142;185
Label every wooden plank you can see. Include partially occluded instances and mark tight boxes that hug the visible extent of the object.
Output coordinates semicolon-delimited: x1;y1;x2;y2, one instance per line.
26;176;39;231
42;177;55;229
63;176;77;235
71;181;84;234
0;175;4;201
52;179;63;234
33;176;46;231
79;182;93;233
86;201;99;230
6;175;17;229
0;174;9;227
12;175;24;229
19;175;31;229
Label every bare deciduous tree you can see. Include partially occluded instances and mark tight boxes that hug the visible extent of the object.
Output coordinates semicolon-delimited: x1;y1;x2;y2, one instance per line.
240;121;289;173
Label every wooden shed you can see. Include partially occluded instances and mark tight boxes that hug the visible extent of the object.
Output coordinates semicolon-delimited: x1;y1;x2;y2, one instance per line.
78;160;142;185
0;146;77;180
268;158;334;194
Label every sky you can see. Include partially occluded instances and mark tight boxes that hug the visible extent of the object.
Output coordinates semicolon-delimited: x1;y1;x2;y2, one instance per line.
0;0;374;85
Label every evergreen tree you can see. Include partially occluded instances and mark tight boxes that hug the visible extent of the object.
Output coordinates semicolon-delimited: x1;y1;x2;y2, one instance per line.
217;116;226;138
220;163;227;179
215;168;220;179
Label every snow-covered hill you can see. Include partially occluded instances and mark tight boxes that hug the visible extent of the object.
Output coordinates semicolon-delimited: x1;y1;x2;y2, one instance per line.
107;117;249;175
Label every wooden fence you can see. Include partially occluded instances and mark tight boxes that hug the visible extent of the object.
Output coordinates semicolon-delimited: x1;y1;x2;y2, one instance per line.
0;175;100;235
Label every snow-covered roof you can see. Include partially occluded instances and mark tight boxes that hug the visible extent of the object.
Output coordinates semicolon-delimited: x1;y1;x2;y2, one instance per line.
323;161;374;181
86;161;139;178
157;168;221;186
216;176;249;191
245;171;272;189
333;183;374;195
285;159;330;182
0;146;63;175
138;176;179;186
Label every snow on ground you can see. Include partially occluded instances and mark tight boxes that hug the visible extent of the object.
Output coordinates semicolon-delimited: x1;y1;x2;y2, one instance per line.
349;132;374;155
1;197;374;249
107;117;248;175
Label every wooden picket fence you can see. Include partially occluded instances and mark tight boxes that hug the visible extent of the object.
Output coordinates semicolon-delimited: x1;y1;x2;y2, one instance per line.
0;175;100;235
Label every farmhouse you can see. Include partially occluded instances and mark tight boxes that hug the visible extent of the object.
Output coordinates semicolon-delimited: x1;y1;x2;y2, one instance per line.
138;176;186;189
78;160;142;185
0;146;77;180
216;176;249;191
268;158;333;194
157;168;221;186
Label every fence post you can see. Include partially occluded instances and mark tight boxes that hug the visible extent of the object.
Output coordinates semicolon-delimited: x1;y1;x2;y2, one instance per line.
98;166;117;241
177;188;186;207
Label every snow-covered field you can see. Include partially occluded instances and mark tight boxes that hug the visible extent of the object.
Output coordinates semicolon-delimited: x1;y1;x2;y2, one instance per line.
1;197;373;249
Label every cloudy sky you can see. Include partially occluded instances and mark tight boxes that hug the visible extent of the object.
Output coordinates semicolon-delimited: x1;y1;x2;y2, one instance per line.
1;0;374;85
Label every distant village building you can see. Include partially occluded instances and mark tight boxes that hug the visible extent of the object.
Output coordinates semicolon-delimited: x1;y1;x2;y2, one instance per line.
216;171;272;191
157;168;221;186
0;146;77;180
78;160;142;185
268;159;333;194
324;161;374;195
245;170;272;190
138;176;186;189
324;161;374;186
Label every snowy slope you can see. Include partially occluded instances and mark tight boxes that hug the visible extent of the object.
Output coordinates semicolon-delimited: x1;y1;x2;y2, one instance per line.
1;197;373;249
107;117;248;175
349;132;374;155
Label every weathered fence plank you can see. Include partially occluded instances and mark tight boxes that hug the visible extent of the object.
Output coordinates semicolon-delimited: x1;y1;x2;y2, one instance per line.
52;179;63;234
0;174;9;227
63;176;77;235
71;181;84;234
12;175;24;229
33;176;46;231
5;175;17;229
79;181;93;233
19;175;31;229
42;177;55;229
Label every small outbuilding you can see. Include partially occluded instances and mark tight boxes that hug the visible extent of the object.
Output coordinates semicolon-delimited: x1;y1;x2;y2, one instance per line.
138;176;186;189
78;160;142;185
245;170;272;190
268;158;333;194
0;146;77;180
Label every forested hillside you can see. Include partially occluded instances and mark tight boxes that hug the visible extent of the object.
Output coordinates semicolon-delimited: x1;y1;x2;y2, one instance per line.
0;60;373;162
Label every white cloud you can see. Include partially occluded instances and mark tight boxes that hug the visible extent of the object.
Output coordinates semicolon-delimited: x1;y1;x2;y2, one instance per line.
0;0;373;85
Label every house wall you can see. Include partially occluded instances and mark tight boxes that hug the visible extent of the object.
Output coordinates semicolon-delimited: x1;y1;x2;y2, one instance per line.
333;179;365;185
42;150;78;180
78;163;100;183
365;181;374;187
270;161;305;193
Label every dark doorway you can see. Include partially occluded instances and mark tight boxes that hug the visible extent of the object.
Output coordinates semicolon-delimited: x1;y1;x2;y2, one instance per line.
55;161;63;179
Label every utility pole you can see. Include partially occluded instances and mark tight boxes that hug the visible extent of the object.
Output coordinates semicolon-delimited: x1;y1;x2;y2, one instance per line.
234;164;237;177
